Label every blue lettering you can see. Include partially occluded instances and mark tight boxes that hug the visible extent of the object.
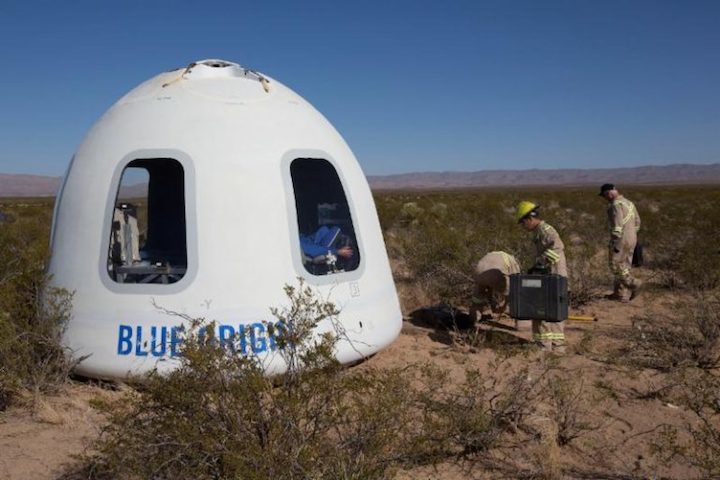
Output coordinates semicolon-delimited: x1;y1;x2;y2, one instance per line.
268;321;286;351
170;326;184;357
135;326;149;356
250;322;267;353
118;325;133;355
237;324;248;355
198;325;219;347
218;325;236;350
150;326;167;357
116;321;289;358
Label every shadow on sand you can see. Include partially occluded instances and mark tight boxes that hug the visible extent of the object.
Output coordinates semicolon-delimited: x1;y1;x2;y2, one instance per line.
408;304;533;348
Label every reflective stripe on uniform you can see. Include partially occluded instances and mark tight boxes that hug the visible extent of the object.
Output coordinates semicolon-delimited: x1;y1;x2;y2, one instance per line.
543;249;560;263
536;223;553;239
536;223;562;265
616;199;637;226
534;332;565;341
489;251;513;272
534;333;553;340
613;267;630;277
609;199;637;234
622;211;633;225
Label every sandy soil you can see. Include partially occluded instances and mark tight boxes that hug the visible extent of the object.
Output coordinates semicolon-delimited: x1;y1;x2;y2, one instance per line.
0;384;116;480
0;275;704;479
378;285;698;479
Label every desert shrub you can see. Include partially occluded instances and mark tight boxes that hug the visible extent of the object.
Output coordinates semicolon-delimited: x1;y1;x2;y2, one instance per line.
618;293;720;372
650;369;720;479
0;199;74;410
415;362;547;460
71;281;432;479
375;187;616;310
544;375;597;446
641;186;720;291
566;243;606;307
375;190;531;308
69;280;554;479
376;185;720;309
673;230;720;291
414;361;611;479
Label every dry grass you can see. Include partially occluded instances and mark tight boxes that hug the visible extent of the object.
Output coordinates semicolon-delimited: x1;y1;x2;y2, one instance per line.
618;293;720;372
3;185;720;479
0;198;74;411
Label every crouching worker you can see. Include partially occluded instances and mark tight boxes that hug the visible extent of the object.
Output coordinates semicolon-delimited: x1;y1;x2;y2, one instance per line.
470;251;521;323
516;201;568;352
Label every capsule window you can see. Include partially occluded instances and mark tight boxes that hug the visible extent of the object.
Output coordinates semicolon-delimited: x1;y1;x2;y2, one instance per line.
107;158;187;284
290;158;360;275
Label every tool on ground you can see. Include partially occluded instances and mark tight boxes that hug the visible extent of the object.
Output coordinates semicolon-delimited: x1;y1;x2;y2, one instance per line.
568;315;597;322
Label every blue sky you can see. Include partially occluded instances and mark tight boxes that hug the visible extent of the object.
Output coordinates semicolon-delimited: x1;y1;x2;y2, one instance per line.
0;0;718;176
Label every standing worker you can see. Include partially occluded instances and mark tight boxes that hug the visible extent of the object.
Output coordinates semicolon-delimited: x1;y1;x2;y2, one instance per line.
516;201;568;352
599;184;642;301
470;251;521;323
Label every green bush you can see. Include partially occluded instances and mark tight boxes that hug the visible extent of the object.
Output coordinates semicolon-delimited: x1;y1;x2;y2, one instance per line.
618;293;720;372
376;190;530;307
417;364;542;458
67;280;557;479
0;199;74;410
71;281;428;479
650;369;720;478
375;185;720;311
636;187;720;290
545;376;597;446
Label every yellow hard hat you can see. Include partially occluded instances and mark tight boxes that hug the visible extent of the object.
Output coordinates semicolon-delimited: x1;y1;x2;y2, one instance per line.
515;201;539;222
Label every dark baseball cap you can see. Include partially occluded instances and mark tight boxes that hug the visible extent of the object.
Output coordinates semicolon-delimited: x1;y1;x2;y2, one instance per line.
598;183;615;196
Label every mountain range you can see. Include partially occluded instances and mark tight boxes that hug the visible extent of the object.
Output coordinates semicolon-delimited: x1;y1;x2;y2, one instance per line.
367;163;720;190
1;163;719;197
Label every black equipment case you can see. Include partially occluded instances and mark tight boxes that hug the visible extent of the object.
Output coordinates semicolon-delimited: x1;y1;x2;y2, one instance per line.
509;274;568;322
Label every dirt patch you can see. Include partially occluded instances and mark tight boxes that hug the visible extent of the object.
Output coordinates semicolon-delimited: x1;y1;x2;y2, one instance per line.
0;384;120;480
0;278;708;479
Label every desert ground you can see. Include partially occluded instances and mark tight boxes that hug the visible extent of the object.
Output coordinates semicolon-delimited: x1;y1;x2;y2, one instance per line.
1;186;719;479
0;275;711;479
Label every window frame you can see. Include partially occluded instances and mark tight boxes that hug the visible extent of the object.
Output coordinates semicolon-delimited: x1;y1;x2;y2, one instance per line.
282;150;365;283
99;149;197;294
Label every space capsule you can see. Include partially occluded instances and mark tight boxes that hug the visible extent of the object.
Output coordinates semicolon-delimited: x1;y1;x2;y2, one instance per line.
48;59;402;379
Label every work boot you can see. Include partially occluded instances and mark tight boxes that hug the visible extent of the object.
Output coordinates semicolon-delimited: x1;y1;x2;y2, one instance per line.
605;279;627;301
629;279;643;301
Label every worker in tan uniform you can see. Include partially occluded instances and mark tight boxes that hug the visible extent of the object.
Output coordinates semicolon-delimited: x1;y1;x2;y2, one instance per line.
470;251;521;323
599;183;642;301
516;201;567;351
